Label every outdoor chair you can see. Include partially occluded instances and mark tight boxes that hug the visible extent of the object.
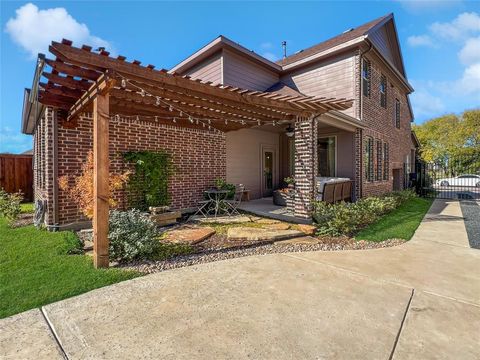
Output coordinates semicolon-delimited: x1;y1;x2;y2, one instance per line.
187;199;211;222
342;181;352;202
225;184;245;216
333;182;344;203
323;183;335;204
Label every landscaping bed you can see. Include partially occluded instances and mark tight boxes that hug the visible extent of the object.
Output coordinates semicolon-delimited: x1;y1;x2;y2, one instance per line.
119;216;405;274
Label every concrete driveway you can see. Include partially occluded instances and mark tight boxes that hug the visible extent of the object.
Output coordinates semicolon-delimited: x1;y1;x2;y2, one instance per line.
2;199;479;359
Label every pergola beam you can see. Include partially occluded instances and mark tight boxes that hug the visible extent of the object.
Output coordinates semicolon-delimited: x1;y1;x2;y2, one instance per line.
49;42;322;116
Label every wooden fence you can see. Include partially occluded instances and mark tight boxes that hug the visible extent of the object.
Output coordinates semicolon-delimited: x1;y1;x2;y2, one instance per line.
0;154;33;201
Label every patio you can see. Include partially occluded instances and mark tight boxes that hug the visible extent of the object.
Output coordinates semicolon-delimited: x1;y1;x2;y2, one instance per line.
237;197;312;224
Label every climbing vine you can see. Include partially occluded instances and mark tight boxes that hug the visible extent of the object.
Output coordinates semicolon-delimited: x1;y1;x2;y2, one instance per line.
123;150;174;210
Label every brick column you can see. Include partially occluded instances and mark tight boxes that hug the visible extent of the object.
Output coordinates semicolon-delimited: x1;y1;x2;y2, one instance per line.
293;116;317;219
44;107;56;226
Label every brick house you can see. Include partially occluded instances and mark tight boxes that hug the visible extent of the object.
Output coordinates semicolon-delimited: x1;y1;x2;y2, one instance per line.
22;13;416;229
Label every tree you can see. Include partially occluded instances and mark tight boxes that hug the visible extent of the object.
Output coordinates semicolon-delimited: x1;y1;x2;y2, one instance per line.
413;109;480;174
58;151;130;219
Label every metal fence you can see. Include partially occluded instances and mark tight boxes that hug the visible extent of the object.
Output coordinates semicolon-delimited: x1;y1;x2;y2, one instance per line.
414;157;480;200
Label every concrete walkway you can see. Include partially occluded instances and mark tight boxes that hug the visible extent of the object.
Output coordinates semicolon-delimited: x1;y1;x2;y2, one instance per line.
1;199;479;359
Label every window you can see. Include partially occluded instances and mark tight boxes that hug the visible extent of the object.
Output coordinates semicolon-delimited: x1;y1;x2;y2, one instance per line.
317;136;336;177
395;99;401;128
380;75;387;108
362;59;371;97
383;142;389;181
376;140;383;181
364;136;374;182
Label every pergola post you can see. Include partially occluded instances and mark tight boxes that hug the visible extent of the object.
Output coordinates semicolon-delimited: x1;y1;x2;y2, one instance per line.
93;92;110;268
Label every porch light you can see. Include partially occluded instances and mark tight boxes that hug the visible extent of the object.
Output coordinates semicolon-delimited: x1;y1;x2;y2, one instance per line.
285;124;295;137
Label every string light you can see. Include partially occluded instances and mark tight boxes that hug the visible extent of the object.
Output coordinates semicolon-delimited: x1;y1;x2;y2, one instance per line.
121;79;126;88
156;97;161;106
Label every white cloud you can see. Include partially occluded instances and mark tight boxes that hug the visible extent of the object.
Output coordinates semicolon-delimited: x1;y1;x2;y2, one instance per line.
262;51;279;62
407;35;435;47
395;0;463;14
457;63;480;95
5;3;112;59
458;36;480;65
430;12;480;41
0;127;32;154
411;89;446;119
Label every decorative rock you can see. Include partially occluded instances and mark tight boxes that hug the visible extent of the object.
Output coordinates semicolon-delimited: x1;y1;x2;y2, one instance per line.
297;224;317;236
164;226;215;244
83;240;93;251
150;211;181;226
275;236;319;245
227;227;303;242
149;206;170;214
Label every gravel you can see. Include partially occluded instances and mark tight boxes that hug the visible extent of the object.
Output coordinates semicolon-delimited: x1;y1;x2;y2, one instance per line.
120;236;405;274
459;200;480;249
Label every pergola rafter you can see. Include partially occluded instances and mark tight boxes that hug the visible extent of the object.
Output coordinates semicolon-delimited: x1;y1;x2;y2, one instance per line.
33;39;353;268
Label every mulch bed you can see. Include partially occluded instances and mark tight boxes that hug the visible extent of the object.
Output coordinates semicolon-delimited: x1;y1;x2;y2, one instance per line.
120;234;405;274
12;213;34;228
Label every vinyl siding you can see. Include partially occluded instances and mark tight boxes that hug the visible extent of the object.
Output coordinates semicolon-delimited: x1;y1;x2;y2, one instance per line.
280;52;357;117
183;51;223;84
223;49;279;91
368;23;404;75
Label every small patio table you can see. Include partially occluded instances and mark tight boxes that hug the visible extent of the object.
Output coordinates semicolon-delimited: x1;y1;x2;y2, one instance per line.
204;189;230;217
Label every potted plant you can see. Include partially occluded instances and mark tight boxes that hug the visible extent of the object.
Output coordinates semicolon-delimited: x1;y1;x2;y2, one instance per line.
273;177;295;206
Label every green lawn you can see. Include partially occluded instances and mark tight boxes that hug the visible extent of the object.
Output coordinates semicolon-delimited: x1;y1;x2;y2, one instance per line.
355;197;433;242
0;217;140;319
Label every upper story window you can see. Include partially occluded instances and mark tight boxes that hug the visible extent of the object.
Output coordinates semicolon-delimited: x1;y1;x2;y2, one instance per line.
394;99;401;128
380;75;387;108
362;59;371;97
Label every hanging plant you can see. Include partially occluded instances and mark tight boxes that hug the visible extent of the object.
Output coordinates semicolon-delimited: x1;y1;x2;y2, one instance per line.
123;150;174;210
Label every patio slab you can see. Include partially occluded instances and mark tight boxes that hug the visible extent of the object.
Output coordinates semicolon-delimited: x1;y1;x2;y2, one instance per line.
238;197;312;224
0;309;63;360
41;254;413;359
393;291;480;360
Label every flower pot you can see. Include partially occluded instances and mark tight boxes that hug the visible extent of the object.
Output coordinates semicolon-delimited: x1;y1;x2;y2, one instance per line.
273;190;289;206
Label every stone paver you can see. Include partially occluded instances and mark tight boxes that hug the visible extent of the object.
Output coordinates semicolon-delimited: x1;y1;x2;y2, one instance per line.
263;222;291;230
164;226;215;244
193;215;253;224
0;309;63;360
297;224;317;235
227;226;303;241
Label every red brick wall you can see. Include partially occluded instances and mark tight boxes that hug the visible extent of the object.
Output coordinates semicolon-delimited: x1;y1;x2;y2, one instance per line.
55;114;226;225
360;54;413;198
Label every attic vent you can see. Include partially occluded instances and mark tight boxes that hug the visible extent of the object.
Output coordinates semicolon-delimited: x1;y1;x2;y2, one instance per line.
343;28;354;33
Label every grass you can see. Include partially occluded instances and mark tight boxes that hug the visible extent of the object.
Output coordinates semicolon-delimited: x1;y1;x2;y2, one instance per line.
355;197;433;242
0;217;141;319
20;202;34;214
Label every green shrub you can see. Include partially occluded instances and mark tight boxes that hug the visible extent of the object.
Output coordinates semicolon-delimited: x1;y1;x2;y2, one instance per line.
0;188;23;226
108;209;160;262
57;231;84;255
213;178;236;199
313;190;417;236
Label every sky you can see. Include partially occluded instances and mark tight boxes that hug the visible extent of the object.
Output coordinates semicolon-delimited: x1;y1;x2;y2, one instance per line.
1;0;479;153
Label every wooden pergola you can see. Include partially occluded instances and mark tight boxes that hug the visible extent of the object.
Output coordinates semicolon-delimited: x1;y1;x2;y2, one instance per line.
35;39;353;268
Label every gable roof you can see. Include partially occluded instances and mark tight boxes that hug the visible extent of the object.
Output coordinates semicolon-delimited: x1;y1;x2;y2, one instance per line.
276;14;391;67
